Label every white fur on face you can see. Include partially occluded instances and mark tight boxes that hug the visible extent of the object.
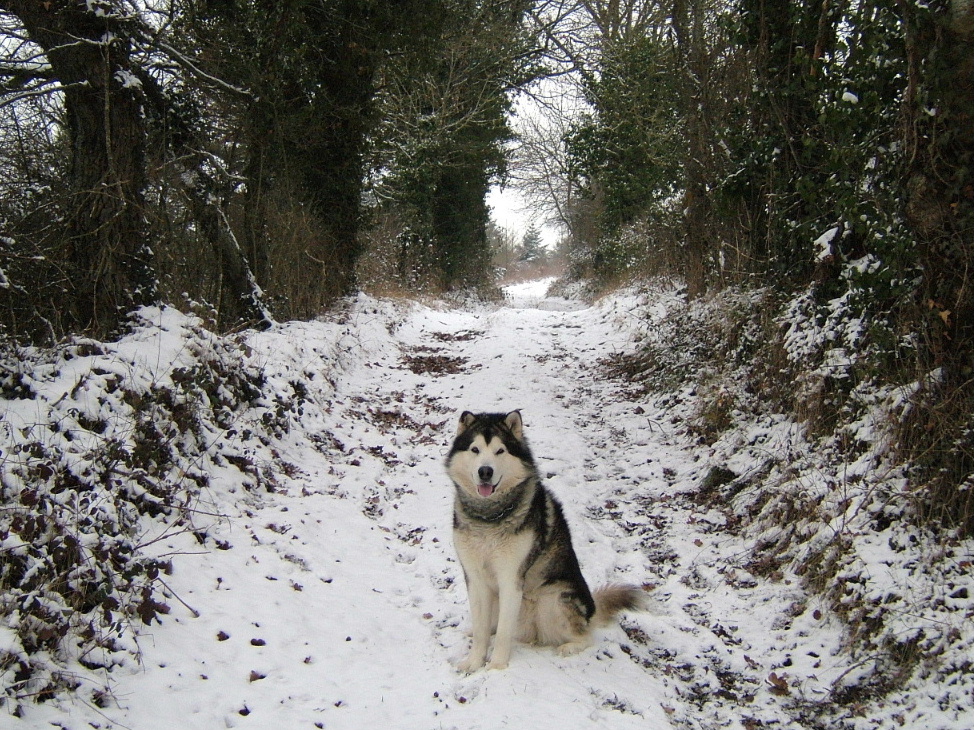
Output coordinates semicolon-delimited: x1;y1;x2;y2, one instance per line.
447;433;530;499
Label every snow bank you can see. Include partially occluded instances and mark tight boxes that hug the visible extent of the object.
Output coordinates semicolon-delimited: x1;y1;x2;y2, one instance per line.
2;283;972;730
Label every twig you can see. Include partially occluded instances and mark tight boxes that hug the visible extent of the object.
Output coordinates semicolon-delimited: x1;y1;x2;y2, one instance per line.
157;577;201;619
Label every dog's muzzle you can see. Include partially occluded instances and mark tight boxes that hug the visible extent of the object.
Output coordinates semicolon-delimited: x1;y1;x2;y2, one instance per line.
477;466;495;497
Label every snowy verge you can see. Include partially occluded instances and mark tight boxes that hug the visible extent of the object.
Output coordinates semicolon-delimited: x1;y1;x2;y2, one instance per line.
600;279;974;729
0;297;407;714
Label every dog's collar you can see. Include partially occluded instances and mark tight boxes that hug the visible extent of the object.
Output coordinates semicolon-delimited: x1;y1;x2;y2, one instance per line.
454;478;533;524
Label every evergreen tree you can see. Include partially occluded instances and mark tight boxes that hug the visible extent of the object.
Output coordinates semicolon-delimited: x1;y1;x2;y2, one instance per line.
184;0;441;308
519;225;544;263
369;0;539;292
568;36;682;237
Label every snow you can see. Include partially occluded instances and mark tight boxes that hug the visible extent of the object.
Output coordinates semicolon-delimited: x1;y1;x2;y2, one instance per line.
5;282;973;729
114;69;142;89
814;226;840;262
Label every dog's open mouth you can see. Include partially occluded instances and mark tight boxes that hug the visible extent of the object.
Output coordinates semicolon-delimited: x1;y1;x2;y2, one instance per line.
477;483;496;497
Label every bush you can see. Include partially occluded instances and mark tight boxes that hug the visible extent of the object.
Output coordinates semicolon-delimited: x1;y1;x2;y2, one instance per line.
0;307;267;712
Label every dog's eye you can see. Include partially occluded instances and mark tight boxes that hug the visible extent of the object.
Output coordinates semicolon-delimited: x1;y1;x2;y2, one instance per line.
470;446;480;454
496;448;505;455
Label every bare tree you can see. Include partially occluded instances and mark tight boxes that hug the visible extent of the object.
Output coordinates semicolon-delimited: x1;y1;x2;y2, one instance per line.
508;93;582;235
581;0;669;46
0;0;156;337
0;1;277;337
514;0;674;249
529;0;669;75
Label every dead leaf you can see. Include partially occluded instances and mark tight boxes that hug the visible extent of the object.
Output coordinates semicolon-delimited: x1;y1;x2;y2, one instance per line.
767;672;790;695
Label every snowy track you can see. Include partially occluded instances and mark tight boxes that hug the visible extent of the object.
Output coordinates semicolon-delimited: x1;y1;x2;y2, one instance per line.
26;281;863;729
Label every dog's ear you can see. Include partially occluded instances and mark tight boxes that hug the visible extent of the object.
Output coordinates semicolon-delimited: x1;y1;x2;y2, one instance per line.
457;411;477;435
504;410;524;440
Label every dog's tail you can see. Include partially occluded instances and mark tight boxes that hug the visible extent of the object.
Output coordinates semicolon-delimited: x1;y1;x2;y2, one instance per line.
591;583;646;627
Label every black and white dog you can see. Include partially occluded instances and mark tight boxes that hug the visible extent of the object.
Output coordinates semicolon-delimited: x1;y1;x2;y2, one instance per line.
446;410;643;671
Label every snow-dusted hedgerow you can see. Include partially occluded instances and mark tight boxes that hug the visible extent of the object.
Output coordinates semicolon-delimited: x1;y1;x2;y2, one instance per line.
0;306;293;711
604;273;974;725
0;293;411;714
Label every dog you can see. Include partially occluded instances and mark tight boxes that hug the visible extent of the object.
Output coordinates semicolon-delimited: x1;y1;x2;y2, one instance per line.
446;410;643;671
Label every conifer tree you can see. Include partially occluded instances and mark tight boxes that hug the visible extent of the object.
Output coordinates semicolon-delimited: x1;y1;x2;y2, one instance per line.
520;225;544;263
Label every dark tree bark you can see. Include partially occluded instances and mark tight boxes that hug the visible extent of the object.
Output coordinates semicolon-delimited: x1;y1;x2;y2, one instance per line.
136;68;272;330
671;0;711;298
183;175;273;331
1;0;157;338
241;104;273;290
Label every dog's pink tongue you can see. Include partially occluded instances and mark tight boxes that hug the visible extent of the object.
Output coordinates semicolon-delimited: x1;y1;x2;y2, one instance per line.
478;483;495;497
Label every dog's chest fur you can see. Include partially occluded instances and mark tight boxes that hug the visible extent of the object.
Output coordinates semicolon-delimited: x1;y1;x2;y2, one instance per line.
453;522;536;588
453;480;535;573
453;478;570;593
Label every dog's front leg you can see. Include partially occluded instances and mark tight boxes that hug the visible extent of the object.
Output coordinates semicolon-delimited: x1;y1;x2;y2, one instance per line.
486;576;523;670
458;577;492;672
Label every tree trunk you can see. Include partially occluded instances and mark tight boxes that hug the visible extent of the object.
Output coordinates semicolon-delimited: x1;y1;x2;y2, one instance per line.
135;68;272;330
241;104;273;290
671;0;710;298
2;0;157;338
185;179;273;331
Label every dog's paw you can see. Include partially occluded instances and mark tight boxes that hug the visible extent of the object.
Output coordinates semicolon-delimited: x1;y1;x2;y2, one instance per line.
456;654;485;673
486;657;509;671
556;640;590;657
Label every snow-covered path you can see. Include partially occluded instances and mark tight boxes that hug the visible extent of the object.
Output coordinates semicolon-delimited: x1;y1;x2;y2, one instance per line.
27;280;843;729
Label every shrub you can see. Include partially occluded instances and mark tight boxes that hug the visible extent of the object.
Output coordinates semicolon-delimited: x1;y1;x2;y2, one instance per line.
0;307;266;712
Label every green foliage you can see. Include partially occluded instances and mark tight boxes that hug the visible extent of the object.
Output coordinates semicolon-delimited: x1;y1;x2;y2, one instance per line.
519;226;544;262
0;1;539;333
559;0;973;531
368;0;536;292
722;0;914;278
184;0;448;298
566;36;683;239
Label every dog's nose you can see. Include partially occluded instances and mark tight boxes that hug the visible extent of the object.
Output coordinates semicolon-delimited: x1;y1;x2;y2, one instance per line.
478;465;494;483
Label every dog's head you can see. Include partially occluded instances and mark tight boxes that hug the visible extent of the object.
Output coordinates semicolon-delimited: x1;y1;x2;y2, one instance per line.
446;410;535;500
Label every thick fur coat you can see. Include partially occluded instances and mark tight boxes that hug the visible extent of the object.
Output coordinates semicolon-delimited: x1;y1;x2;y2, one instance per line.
446;410;642;671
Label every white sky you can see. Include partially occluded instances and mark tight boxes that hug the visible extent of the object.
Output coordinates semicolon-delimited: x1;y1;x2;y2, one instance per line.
486;184;531;233
488;183;561;248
